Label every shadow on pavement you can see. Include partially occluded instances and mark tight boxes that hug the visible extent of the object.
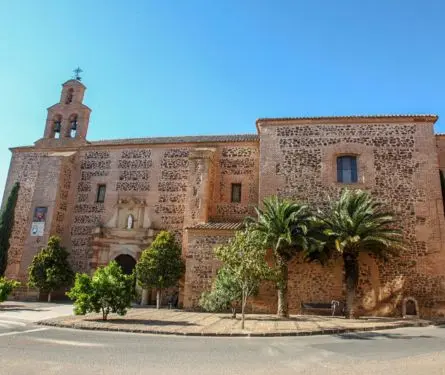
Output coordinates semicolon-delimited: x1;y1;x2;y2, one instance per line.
219;314;412;323
86;318;197;326
0;304;47;312
219;315;330;322
336;331;435;340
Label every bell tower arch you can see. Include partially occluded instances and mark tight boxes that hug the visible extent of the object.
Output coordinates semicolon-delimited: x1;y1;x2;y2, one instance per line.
36;68;92;147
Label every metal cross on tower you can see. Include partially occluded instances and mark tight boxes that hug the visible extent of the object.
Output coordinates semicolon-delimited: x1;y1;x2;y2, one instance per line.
73;67;83;81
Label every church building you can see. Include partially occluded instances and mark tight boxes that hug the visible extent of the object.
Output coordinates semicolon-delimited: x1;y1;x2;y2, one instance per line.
3;76;445;317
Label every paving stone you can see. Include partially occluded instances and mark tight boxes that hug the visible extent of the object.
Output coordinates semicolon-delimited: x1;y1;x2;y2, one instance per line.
37;308;432;337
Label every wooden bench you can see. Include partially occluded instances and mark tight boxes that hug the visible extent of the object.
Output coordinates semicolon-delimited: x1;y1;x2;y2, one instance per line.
301;301;344;316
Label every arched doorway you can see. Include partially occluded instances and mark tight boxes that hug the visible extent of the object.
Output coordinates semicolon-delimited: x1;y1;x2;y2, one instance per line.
114;254;136;275
406;300;417;316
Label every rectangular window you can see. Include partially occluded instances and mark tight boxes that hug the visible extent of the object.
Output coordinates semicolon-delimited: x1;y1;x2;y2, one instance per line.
337;156;358;183
96;184;106;203
231;183;242;203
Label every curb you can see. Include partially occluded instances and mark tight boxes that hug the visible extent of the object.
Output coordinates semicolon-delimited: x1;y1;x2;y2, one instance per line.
36;320;433;337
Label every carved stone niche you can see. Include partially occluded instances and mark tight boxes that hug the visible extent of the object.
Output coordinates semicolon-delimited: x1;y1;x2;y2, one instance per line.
93;197;155;241
107;197;151;229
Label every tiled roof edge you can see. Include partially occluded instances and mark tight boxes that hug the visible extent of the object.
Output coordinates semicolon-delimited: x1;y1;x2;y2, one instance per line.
185;222;245;231
256;114;438;124
90;134;259;146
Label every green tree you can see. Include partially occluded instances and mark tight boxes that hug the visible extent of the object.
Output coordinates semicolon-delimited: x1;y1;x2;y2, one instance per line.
248;196;314;318
0;277;20;303
28;236;74;302
316;189;403;319
67;261;135;321
135;231;185;309
199;266;242;319
212;229;273;329
0;182;19;276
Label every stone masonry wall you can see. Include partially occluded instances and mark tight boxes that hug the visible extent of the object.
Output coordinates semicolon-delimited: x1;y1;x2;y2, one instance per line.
7;125;445;317
258;120;445;317
51;155;76;239
70;150;111;272
19;154;68;279
209;145;259;222
68;142;258;274
2;152;43;279
155;148;189;232
183;230;231;308
436;135;445;173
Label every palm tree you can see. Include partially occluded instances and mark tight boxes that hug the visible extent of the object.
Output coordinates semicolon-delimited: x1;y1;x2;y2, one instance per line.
317;189;403;319
248;196;313;318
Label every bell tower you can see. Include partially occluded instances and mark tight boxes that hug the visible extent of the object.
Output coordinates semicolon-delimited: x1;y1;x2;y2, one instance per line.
36;68;92;147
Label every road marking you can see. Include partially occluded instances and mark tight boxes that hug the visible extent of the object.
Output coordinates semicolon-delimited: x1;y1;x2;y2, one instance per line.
0;327;49;337
30;337;107;347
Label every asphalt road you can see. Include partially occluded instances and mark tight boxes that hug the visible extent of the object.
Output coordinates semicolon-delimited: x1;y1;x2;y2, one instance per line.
0;318;445;375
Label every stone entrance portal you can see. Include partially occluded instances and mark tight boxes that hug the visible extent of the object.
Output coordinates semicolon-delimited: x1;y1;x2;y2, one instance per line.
90;196;157;272
402;297;419;318
115;254;136;275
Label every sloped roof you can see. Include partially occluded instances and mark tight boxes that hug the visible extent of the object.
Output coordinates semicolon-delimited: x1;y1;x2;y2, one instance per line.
186;222;244;231
256;114;438;124
90;134;259;146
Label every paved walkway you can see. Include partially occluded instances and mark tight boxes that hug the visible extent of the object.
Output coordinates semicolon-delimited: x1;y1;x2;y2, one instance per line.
37;306;432;337
0;301;73;322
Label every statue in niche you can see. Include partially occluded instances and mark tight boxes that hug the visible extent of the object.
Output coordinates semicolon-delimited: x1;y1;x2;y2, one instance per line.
126;214;134;230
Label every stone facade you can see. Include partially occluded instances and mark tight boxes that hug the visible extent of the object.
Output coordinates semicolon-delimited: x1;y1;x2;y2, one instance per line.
2;79;445;317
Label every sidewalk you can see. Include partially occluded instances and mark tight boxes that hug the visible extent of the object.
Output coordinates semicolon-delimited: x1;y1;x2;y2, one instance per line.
37;306;432;337
0;301;74;323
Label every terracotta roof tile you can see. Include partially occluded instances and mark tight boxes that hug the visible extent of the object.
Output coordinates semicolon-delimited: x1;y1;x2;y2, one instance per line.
89;134;258;146
256;114;438;124
186;222;244;231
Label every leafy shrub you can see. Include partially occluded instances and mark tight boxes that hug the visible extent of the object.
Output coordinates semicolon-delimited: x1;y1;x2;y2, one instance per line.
0;277;20;303
28;236;74;302
136;231;184;308
201;228;273;328
199;267;241;318
67;261;134;321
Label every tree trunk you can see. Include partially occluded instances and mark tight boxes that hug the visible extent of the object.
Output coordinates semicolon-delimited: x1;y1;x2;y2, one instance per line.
47;292;51;303
102;308;107;321
343;253;359;319
241;290;247;330
141;289;149;306
231;307;236;319
156;289;161;309
276;255;289;318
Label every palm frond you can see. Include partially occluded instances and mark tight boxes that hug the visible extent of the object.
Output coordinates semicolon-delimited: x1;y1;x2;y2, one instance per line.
318;189;405;258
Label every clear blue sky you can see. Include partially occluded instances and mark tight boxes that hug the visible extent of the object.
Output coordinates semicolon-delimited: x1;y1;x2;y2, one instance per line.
1;1;445;194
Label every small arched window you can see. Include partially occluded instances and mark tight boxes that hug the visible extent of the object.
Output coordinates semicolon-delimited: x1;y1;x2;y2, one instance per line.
69;114;78;138
65;88;74;104
126;214;134;229
53;115;62;139
337;155;358;183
